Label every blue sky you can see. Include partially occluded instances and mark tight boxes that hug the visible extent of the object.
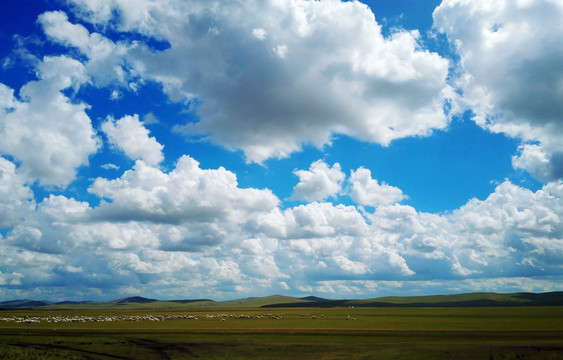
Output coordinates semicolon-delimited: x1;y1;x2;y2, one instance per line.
0;0;561;301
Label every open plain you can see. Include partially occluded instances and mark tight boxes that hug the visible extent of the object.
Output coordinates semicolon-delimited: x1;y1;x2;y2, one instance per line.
0;304;562;359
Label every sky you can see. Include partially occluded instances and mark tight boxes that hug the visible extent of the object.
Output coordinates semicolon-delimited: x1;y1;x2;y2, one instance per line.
0;0;562;302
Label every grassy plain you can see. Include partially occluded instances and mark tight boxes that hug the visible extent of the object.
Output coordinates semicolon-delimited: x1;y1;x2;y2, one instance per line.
0;306;562;359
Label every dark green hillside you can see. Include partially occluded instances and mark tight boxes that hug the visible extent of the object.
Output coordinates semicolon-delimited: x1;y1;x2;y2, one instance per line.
219;294;310;308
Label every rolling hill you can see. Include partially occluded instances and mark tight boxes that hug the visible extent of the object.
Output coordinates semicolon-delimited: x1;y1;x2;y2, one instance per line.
262;291;563;308
1;291;562;309
109;296;158;304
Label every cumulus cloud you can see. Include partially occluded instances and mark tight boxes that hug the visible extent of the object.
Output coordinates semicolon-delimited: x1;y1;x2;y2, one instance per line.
252;202;368;241
0;56;99;186
0;190;283;300
1;169;562;299
512;144;563;183
38;10;133;86
0;84;15;110
434;0;563;181
358;179;563;282
5;195;93;254
66;0;452;163
38;11;92;53
349;167;406;206
0;157;35;228
89;155;279;225
251;201;417;279
450;180;563;271
333;256;368;275
290;160;345;202
101;114;164;166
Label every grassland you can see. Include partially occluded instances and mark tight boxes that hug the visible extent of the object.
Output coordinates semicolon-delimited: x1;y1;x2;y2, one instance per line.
0;306;562;359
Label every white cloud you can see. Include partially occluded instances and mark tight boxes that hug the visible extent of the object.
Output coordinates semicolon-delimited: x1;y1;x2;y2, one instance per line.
249;179;562;287
451;255;477;276
254;202;368;240
0;84;15;110
290;160;345;202
143;112;159;124
252;28;267;40
38;10;134;87
0;151;286;298
67;0;115;25
252;201;416;280
361;179;563;281
0;174;562;300
512;144;563;183
39;11;91;53
0;158;35;228
451;180;563;268
64;265;84;273
67;0;452;163
349;167;406;206
68;0;176;37
89;155;279;225
110;90;121;100
434;0;563;181
6;195;93;254
101;163;119;170
273;44;288;58
101;114;164;166
0;56;100;186
333;256;368;275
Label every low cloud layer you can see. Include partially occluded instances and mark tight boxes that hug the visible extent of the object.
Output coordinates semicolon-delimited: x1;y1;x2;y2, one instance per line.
1;155;561;300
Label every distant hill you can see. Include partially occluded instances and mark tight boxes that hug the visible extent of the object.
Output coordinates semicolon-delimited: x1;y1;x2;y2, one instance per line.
1;292;562;309
109;296;158;304
262;291;563;308
0;299;52;308
55;301;93;305
168;299;213;304
219;294;309;308
300;296;330;302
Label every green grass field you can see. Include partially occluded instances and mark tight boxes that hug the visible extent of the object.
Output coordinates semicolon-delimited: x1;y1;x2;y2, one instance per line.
1;306;562;359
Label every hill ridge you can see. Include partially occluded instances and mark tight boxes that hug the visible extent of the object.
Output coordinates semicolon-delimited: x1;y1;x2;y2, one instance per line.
109;296;158;304
1;291;562;309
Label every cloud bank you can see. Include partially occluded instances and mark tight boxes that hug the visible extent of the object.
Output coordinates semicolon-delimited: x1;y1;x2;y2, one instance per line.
2;155;561;300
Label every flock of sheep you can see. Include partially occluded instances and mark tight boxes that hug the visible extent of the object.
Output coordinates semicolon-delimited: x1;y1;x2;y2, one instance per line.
0;314;196;323
0;312;357;324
